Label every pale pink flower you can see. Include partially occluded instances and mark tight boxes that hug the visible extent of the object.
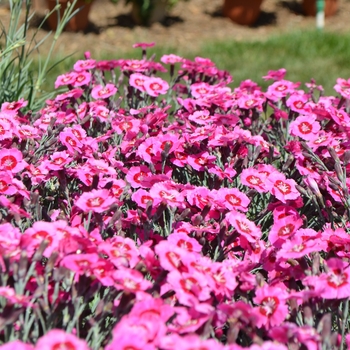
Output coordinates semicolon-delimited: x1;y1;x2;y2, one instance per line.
75;189;115;213
144;77;169;97
35;329;90;350
0;286;32;307
91;83;117;99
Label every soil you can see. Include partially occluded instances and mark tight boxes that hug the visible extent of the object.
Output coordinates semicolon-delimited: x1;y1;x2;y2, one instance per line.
1;0;350;59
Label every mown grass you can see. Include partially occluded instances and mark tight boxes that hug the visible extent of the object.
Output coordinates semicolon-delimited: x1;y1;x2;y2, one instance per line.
38;29;350;96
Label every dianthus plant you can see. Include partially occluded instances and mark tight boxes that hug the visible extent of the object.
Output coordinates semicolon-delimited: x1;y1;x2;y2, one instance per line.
0;43;350;350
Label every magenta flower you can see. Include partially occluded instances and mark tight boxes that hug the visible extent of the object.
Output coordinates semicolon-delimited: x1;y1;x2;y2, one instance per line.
72;71;92;87
59;130;83;154
91;83;117;99
149;182;185;209
35;329;90;350
113;268;152;293
266;79;299;100
266;172;300;203
75;189;115;213
226;211;262;242
54;71;76;88
0;341;33;350
286;92;309;113
334;77;350;99
289;115;321;140
215;187;250;212
305;258;350;299
125;165;152;189
73;58;96;72
161;54;184;64
262;68;287;81
167;270;211;306
253;284;289;329
0;148;27;173
241;167;268;193
129;73;148;92
144;77;169;97
60;253;100;274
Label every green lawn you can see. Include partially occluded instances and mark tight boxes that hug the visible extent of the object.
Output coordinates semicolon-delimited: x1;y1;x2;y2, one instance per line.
40;29;350;96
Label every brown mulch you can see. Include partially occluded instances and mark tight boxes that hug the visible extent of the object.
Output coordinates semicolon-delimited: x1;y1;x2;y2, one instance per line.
1;0;350;59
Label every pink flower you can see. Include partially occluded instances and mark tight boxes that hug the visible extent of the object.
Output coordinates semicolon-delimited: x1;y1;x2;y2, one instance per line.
187;151;216;171
125;165;151;189
0;341;33;350
226;211;262;242
149;182;185;209
72;71;92;87
265;172;300;203
144;77;169;97
73;58;96;72
60;253;100;274
161;54;184;64
54;71;76;88
286;92;309;113
35;329;90;350
0;286;32;307
132;42;155;49
129;73;148;92
91;83;117;99
75;189;115;213
190;82;212;98
113;268;152;293
334;77;350;99
267;80;299;100
262;68;287;81
59;130;83;154
289;115;321;140
305;258;350;299
215;187;250;212
241;167;268;193
167;232;202;253
167;270;211;306
1;98;27;113
0;148;27;173
253;284;289;329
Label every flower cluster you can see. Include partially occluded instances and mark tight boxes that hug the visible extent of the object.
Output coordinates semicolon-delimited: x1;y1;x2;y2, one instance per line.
0;44;350;349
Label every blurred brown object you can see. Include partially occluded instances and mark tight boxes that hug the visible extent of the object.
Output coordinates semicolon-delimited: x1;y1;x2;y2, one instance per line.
302;0;338;17
45;0;93;31
223;0;263;26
